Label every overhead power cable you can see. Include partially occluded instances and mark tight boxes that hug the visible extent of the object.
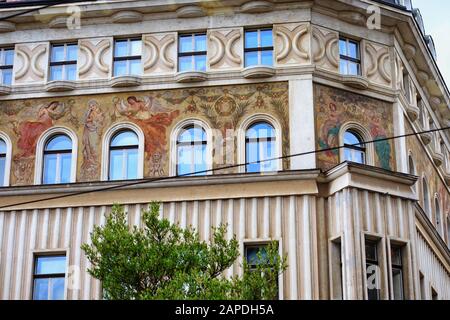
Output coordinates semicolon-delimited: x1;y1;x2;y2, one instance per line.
0;126;448;210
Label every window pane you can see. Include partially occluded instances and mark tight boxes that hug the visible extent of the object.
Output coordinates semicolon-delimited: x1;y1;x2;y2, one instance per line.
339;39;347;56
51;46;65;62
35;256;66;275
0;140;6;153
344;148;352;162
344;131;361;146
4;49;14;65
114;40;128;57
246;122;275;139
66;45;78;61
110;149;124;180
33;278;49;300
126;149;138;179
260;29;273;47
339;60;348;74
66;64;77;81
50;65;63;81
391;247;402;266
111;131;138;147
46;135;72;151
194;55;206;71
43;154;57;184
2;69;12;85
177;145;192;175
245;51;258;67
261;50;273;66
246;140;260;173
194;34;206;52
179;35;193;53
129;59;142;75
60;153;72;183
246;246;268;266
194;144;207;175
0;157;5;186
365;243;377;261
392;269;404;300
348;41;358;58
348;62;359;75
179;56;193;72
50;277;65;300
245;31;258;49
130;40;142;56
114;60;127;76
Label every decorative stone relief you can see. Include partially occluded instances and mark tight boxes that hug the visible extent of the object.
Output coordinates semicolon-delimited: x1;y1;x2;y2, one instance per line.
394;51;404;90
311;26;339;72
363;41;392;87
14;42;49;84
208;28;242;70
274;23;310;66
78;38;112;80
142;33;177;75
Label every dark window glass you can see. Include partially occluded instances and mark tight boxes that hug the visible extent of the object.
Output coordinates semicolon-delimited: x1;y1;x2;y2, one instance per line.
109;130;139;181
178;33;207;72
49;44;77;81
33;255;66;300
423;178;431;218
365;241;381;300
177;125;207;176
391;246;404;300
343;130;366;164
43;135;72;185
113;39;142;76
245;122;277;173
339;38;360;75
0;48;14;85
244;29;273;67
0;139;5;186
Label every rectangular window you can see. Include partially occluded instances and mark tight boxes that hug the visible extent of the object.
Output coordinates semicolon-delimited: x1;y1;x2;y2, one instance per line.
49;43;77;81
113;38;142;77
330;238;343;300
244;28;273;67
339;37;360;76
178;33;207;72
365;240;381;300
390;245;405;300
244;243;279;299
33;255;66;300
0;48;14;85
419;272;426;300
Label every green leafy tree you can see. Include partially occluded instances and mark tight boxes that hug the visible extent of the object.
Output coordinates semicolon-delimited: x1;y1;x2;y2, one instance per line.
82;202;287;300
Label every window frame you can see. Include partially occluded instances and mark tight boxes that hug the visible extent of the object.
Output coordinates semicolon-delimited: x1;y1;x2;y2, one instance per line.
339;37;361;76
389;245;405;300
113;38;142;77
108;130;140;181
32;253;67;301
42;134;73;185
245;121;278;173
364;239;382;300
176;125;208;176
244;28;274;67
0;47;14;85
343;130;366;164
49;43;78;81
177;33;207;72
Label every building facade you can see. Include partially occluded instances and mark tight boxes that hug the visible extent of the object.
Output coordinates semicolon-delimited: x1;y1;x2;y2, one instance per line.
0;0;449;300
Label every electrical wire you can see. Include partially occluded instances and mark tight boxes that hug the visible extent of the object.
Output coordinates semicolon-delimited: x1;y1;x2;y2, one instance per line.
0;126;448;210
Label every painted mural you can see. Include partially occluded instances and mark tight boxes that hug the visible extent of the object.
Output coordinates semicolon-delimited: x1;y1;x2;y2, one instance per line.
314;84;395;171
0;82;289;185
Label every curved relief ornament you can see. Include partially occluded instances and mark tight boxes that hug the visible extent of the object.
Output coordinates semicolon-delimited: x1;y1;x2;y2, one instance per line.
31;46;46;78
15;48;30;80
143;38;159;71
312;27;338;69
225;32;241;64
209;34;225;66
275;24;309;64
79;44;94;76
365;43;391;84
275;28;291;61
292;26;309;59
209;29;241;68
161;36;175;69
95;40;111;73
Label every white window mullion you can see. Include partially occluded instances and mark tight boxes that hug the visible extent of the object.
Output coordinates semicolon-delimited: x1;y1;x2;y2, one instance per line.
122;149;128;180
55;153;62;184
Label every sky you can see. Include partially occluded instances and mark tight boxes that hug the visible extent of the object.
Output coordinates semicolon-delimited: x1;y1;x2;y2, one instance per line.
412;0;450;87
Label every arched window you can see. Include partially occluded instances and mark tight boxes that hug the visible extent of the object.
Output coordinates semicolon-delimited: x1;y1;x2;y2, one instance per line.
422;177;431;218
245;122;277;173
0;139;6;186
43;135;72;184
109;130;139;180
343;130;366;164
177;125;207;176
435;197;441;234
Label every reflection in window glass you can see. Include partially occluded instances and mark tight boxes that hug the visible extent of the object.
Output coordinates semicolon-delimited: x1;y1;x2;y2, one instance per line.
178;34;207;72
177;126;207;176
343;130;365;164
339;38;360;75
113;39;142;76
0;139;5;186
43;135;72;184
391;246;404;300
109;130;139;180
245;122;277;173
365;241;381;300
244;29;273;67
0;48;14;85
49;44;77;81
33;255;66;300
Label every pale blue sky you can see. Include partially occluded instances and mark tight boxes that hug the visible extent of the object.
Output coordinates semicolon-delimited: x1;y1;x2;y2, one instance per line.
412;0;450;86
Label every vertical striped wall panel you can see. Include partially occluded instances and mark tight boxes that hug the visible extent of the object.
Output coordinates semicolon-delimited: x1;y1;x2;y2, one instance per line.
0;195;322;300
